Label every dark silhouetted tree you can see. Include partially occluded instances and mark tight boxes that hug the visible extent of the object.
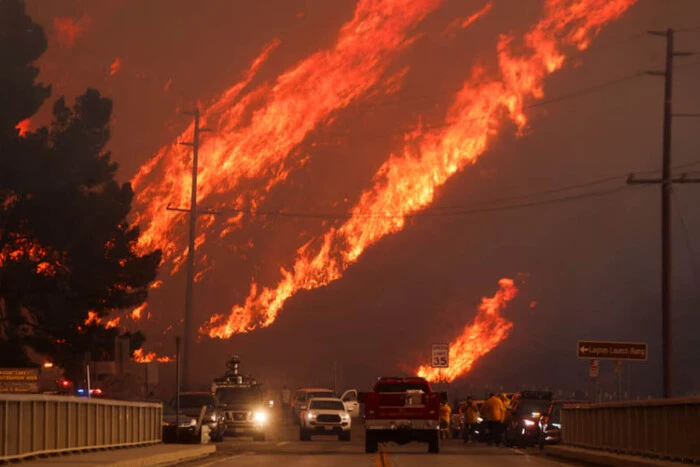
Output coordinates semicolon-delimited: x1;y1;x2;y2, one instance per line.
0;0;162;379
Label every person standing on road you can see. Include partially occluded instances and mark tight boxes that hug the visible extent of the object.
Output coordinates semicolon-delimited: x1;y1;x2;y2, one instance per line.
481;393;505;446
439;401;451;439
281;385;291;423
462;396;479;443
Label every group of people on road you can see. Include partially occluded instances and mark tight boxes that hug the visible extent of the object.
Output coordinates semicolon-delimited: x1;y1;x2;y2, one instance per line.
443;392;511;445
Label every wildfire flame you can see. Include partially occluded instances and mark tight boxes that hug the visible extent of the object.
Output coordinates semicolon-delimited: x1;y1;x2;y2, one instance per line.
416;278;518;382
131;0;444;265
15;118;30;137
204;0;637;338
132;348;173;363
110;57;122;76
130;303;147;320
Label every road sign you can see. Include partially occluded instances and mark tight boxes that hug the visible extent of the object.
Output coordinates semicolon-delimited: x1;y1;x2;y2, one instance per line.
431;344;449;368
0;368;39;393
577;340;647;361
589;359;599;378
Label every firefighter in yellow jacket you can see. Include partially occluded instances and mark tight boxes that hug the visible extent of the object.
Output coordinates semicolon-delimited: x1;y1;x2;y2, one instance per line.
481;393;505;445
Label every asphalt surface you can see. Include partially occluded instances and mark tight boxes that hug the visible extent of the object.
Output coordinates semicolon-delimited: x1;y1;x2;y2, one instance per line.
180;416;592;467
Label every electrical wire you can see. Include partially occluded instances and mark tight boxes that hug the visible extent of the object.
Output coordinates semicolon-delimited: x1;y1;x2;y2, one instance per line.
215;184;650;220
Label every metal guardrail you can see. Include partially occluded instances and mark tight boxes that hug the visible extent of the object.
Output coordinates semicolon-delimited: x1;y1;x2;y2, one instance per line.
561;396;700;462
0;394;162;461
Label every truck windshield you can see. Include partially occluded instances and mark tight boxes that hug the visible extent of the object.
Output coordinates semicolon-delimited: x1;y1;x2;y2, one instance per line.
309;400;345;410
215;387;263;405
375;382;430;392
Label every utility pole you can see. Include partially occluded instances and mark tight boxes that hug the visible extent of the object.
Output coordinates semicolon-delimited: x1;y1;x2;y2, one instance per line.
170;108;212;391
628;28;699;398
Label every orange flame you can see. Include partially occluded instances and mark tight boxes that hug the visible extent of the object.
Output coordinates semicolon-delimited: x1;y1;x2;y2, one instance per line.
462;2;493;28
130;303;147;320
110;57;122;76
416;278;518;382
105;317;120;329
15;118;30;137
132;348;173;363
443;1;493;38
53;14;91;48
204;0;637;338
131;0;443;266
84;311;100;326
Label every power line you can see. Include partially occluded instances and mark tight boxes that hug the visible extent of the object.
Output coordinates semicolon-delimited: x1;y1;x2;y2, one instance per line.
214;184;649;220
323;69;650;144
429;158;700;211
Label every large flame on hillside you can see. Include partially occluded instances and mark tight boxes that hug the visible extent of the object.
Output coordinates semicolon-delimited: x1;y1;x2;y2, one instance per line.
204;0;637;338
132;0;444;266
416;278;518;382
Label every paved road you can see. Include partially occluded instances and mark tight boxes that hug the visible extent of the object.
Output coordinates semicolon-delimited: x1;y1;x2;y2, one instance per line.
181;418;590;467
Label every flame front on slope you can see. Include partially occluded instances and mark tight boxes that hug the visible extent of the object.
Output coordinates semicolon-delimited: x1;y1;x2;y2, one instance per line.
132;0;443;267
204;0;637;339
416;278;518;382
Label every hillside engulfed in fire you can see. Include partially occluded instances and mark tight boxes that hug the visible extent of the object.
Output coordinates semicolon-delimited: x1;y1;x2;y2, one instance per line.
12;0;647;383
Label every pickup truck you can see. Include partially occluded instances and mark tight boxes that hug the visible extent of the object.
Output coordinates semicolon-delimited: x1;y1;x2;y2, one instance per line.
363;377;441;453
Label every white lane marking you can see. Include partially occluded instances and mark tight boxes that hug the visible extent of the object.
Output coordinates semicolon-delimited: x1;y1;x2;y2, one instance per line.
276;441;290;446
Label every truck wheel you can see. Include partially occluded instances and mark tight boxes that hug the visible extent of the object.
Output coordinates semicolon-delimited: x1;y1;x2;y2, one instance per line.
365;432;378;453
338;431;351;442
299;429;311;441
428;432;440;453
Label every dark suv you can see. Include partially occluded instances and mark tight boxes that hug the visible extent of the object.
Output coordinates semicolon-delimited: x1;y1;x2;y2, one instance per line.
505;391;553;448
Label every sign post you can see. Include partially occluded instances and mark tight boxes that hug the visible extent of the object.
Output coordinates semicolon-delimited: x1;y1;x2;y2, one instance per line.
589;359;599;402
578;340;647;402
431;344;449;368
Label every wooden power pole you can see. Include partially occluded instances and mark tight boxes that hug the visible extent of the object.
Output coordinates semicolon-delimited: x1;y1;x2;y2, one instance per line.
628;28;699;398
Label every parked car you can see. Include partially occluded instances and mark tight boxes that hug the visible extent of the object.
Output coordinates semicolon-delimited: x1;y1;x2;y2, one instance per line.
505;391;553;448
299;397;351;441
291;388;335;423
539;400;590;447
162;404;198;443
175;392;226;442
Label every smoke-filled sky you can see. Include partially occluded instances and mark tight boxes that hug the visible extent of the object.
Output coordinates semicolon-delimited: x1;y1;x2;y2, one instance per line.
24;0;700;397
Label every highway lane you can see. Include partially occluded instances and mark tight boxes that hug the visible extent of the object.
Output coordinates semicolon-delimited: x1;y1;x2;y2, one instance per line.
181;419;590;467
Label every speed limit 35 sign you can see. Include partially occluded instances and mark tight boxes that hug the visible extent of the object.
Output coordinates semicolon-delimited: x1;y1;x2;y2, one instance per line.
431;343;449;368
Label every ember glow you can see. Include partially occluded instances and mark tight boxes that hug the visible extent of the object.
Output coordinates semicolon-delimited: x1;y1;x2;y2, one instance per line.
15;118;30;137
53;14;91;48
132;0;443;265
204;0;637;338
132;348;173;363
130;303;148;320
416;278;518;382
109;57;122;76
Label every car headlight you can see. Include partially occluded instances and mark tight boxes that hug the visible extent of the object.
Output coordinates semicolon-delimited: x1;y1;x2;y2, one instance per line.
477;417;483;423
523;419;536;427
189;418;198;427
253;411;267;423
341;413;350;421
551;423;561;429
209;412;217;422
306;412;316;420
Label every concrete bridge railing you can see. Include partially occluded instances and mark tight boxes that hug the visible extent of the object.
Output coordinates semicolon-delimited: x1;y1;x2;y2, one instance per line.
0;394;162;461
561;396;700;463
